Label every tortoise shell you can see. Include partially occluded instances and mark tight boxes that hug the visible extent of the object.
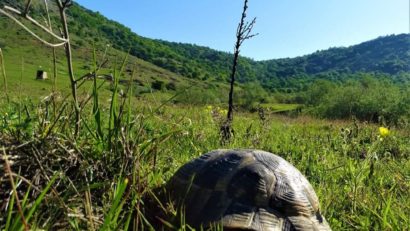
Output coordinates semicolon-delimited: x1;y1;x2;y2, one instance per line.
167;149;331;230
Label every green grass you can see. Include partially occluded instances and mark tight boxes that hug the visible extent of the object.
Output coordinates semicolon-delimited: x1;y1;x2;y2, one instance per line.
0;85;409;230
0;20;213;104
260;103;301;112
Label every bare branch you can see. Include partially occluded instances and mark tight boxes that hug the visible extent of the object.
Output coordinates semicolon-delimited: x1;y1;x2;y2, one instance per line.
243;33;258;41
0;8;67;47
3;6;68;42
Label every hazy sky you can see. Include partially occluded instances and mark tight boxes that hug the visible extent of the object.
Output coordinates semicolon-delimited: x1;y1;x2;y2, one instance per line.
75;0;409;60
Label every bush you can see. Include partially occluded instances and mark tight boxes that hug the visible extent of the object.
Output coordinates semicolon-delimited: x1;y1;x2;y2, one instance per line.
237;82;268;110
175;87;227;105
151;80;164;91
310;77;410;125
134;85;151;95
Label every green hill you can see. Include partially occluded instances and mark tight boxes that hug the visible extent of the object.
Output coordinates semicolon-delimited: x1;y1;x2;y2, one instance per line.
0;0;225;103
67;3;410;90
1;0;409;95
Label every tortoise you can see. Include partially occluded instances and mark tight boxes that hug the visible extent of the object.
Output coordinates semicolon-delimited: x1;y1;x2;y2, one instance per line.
166;149;331;230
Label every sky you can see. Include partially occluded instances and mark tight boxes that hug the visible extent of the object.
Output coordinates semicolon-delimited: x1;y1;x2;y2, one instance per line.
74;0;409;61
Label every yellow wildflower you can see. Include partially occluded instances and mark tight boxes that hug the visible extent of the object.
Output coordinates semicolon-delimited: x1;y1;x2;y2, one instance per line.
379;127;390;137
219;109;228;116
205;105;213;113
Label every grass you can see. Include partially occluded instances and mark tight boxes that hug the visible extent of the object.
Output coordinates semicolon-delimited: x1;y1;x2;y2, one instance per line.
0;81;409;230
0;20;223;105
260;103;301;113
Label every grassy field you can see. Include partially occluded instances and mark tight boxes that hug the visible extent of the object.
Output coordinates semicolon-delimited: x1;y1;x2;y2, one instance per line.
0;75;409;230
0;19;214;105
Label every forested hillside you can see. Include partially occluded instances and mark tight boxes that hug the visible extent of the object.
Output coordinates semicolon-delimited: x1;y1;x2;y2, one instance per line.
69;3;410;89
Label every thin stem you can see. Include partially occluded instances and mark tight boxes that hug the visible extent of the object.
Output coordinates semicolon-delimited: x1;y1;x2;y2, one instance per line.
43;0;58;114
0;48;9;102
226;0;256;123
56;0;81;136
222;0;257;143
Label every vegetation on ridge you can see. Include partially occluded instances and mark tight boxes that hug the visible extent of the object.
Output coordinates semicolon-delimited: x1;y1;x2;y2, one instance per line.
4;0;406;90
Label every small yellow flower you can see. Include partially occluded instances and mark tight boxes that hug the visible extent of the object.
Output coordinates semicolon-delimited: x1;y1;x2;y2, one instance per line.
219;109;228;116
379;127;390;137
205;105;213;113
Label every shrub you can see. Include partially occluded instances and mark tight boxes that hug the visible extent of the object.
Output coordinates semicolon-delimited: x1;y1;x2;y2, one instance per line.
311;78;410;125
165;81;177;91
151;80;164;91
175;87;227;105
237;82;268;110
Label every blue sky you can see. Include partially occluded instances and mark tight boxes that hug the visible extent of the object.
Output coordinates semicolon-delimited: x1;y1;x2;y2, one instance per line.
75;0;409;60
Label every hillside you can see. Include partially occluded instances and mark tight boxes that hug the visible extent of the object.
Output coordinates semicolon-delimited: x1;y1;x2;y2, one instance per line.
0;0;409;93
0;0;225;103
66;3;410;89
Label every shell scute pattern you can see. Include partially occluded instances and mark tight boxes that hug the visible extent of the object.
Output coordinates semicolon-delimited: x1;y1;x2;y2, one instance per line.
168;149;331;231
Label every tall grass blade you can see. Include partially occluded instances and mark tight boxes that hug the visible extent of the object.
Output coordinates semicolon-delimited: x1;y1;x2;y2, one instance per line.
108;53;128;146
20;183;32;209
5;186;16;230
382;192;393;230
123;196;137;230
108;63;119;146
0;48;9;102
10;172;59;231
100;178;128;231
92;47;103;140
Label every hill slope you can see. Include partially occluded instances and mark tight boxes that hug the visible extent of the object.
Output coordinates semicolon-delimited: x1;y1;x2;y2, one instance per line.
1;0;409;93
0;0;223;102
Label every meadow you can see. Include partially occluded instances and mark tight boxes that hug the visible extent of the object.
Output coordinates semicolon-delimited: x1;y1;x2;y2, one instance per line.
0;70;409;230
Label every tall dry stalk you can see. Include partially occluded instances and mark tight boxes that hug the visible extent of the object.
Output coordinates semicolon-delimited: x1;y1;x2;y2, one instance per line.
221;0;257;143
55;0;81;135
